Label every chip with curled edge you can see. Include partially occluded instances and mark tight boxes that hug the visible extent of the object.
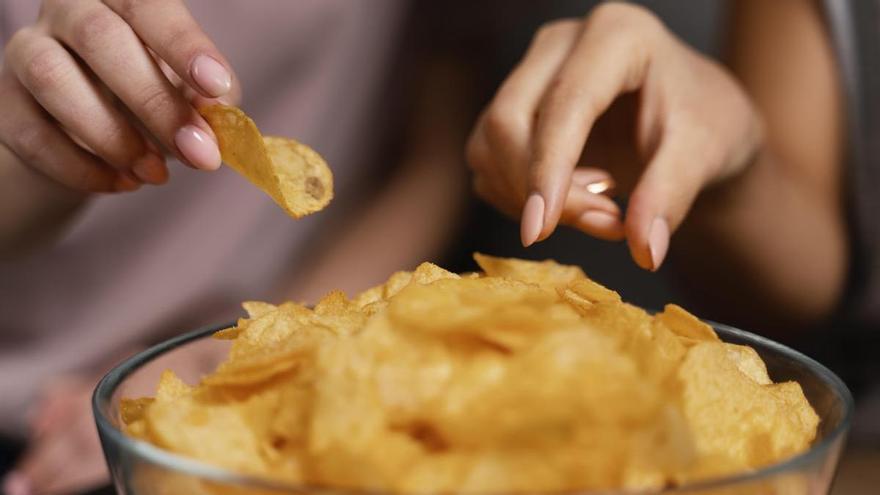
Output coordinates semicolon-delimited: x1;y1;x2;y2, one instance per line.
199;105;333;218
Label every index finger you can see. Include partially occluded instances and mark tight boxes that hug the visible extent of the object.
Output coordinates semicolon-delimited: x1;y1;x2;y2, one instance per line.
528;4;659;241
103;0;240;100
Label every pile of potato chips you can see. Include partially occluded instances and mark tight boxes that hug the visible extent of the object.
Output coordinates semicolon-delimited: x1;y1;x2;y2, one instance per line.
122;254;818;493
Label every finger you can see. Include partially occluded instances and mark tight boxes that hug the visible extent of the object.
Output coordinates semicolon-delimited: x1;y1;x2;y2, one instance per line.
560;186;620;221
625;131;709;271
16;430;76;495
572;209;626;241
473;173;519;220
47;2;221;170
103;0;237;99
528;5;658;244
480;19;583;202
0;71;133;193
562;187;625;241
465;120;524;215
6;27;167;184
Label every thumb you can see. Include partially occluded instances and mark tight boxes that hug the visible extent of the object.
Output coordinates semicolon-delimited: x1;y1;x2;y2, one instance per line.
625;134;713;271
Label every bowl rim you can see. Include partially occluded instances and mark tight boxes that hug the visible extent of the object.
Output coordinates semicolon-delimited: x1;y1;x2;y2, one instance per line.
93;319;855;494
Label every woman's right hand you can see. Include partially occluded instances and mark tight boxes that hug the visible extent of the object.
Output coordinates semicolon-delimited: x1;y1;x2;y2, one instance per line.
466;3;763;271
0;0;240;193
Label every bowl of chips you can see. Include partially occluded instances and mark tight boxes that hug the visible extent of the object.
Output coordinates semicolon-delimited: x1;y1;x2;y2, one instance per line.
93;255;853;495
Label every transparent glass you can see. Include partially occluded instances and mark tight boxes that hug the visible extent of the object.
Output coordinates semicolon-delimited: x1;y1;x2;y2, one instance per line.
93;321;854;495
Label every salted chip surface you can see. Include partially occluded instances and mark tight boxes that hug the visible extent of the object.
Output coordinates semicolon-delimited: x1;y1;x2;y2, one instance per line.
199;105;333;218
122;253;819;494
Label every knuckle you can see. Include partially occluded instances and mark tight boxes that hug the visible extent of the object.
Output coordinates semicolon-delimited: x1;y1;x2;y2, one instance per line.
588;2;664;43
482;105;526;151
465;135;489;173
533;19;580;44
135;84;177;123
69;7;128;54
19;46;70;94
113;0;162;21
545;77;596;116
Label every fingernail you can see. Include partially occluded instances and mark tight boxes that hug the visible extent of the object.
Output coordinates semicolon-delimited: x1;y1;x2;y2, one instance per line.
648;217;670;271
114;173;141;192
131;154;168;185
3;471;31;495
521;193;545;247
175;125;221;171
191;55;231;98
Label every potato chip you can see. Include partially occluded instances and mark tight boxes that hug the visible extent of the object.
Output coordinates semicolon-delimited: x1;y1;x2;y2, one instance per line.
655;304;720;344
474;252;584;289
123;254;818;494
199;105;333;218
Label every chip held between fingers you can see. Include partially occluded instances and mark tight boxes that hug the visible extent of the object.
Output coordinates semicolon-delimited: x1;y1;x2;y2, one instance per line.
198;105;333;218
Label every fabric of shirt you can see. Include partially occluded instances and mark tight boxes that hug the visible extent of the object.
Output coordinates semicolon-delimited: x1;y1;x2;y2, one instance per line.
0;0;406;436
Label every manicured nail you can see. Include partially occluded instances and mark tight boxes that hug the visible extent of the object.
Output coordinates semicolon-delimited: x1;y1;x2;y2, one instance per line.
131;154;168;185
191;55;231;98
648;217;670;271
175;125;221;171
114;173;141;192
3;472;31;495
521;193;545;247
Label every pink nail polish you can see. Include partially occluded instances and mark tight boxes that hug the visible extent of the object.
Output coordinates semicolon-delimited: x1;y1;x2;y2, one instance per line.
648;217;670;271
191;55;231;98
131;154;168;185
3;471;32;495
175;125;221;171
521;194;545;247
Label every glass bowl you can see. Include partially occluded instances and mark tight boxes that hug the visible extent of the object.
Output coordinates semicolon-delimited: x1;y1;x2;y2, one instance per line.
93;321;853;495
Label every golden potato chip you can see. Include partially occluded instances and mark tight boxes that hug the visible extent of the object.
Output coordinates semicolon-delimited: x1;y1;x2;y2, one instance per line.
655;304;720;344
199;105;333;218
124;254;819;494
725;343;772;385
473;252;584;289
678;342;818;472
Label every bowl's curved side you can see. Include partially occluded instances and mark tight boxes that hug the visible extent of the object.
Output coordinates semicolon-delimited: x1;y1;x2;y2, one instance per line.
91;320;855;495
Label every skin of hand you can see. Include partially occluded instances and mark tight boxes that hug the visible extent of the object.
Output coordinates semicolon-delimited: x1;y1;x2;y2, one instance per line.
466;2;763;272
2;375;107;495
0;0;241;255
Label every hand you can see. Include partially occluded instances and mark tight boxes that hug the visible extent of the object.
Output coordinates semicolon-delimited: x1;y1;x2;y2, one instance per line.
0;0;240;193
466;2;763;270
3;375;107;495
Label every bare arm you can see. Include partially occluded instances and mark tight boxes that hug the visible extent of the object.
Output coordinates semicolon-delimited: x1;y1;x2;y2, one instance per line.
676;0;846;329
